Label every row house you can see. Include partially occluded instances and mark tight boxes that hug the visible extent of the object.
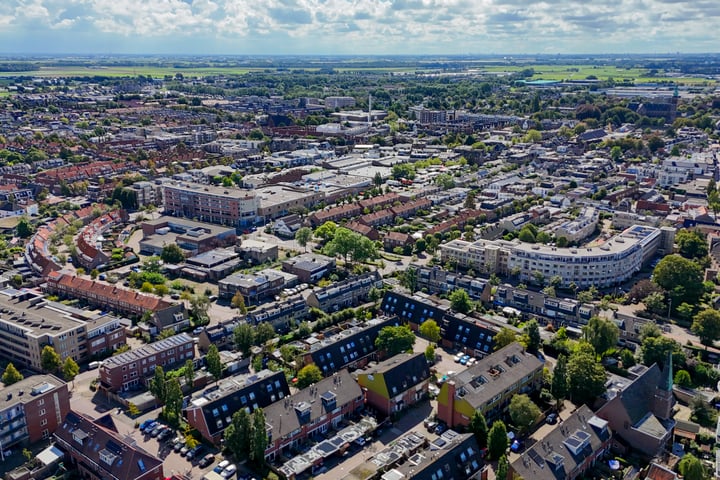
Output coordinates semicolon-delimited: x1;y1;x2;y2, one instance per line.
306;271;382;312
281;253;336;284
44;272;189;333
358;209;395;227
345;221;380;241
383;231;415;251
263;369;364;461
309;203;362;227
246;296;309;333
494;285;597;327
390;198;432;218
358;192;399;210
55;411;163;480
99;333;195;393
413;265;492;303
184;370;290;444
0;375;70;449
197;318;242;353
388;432;486;480
75;209;128;270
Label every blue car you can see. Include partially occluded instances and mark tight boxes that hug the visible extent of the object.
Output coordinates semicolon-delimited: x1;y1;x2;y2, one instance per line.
460;355;470;365
139;420;156;432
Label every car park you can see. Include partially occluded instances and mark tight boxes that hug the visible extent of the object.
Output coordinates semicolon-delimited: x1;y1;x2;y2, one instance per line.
140;420;157;433
214;460;230;473
453;352;464;363
174;441;185;453
199;453;216;468
222;464;237;478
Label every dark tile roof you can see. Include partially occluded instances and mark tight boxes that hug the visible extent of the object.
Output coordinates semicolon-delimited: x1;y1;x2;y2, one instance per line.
309;316;399;376
511;405;610;480
393;432;485;480
190;370;290;438
613;363;663;425
358;353;431;397
54;411;163;480
264;369;362;440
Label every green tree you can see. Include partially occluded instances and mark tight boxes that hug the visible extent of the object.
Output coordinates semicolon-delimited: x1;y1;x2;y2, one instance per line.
184;359;195;388
518;227;536;243
674;369;693;388
400;266;418;294
16;217;33;238
487;420;508;460
419;319;441;343
524;319;541;352
41;345;61;372
2;362;23;385
149;366;167;404
255;322;276;346
551;354;568;409
295;227;313;252
692;309;720;347
160;243;185;264
582;316;619;356
494;328;517;350
391;163;415;180
206;344;222;383
375;325;416;355
231;291;247;316
610;145;623;161
496;455;509;480
675;229;708;259
425;344;436;363
678;453;705;480
297;363;323;389
509;394;541;434
643;292;666;315
157;328;175;340
652;255;704;307
449;288;473;314
251;408;268;466
576;290;594;304
567;342;607;405
234;323;256;355
190;295;211;324
314;221;337;242
225;409;252;459
62;357;80;387
641;335;684;368
165;378;183;422
469;411;488;448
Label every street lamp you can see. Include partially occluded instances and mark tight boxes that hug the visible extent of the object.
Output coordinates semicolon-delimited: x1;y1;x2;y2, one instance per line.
667;297;672;322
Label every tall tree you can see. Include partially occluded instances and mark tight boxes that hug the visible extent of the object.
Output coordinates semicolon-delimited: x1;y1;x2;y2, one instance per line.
641;335;685;368
41;346;61;372
297;364;323;389
567;342;607;405
375;325;416;355
190;295;211;324
419;319;441;343
184;359;195;388
449;288;472;314
691;309;720;347
469;411;488;448
62;357;80;387
551;354;569;410
678;453;705;480
225;409;252;459
234;323;256;355
524;319;541;352
582;316;619;356
496;455;509;480
494;328;517;350
675;229;708;260
2;362;23;385
255;322;276;346
165;378;183;422
652;255;704;307
206;344;222;383
160;243;185;264
149;366;167;404
231;291;247;316
295;227;313;252
487;420;508;460
400;266;418;294
509;394;541;434
251;409;269;466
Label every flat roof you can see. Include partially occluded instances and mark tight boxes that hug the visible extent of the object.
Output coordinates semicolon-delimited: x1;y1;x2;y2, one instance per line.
102;333;193;368
163;181;257;200
0;374;65;410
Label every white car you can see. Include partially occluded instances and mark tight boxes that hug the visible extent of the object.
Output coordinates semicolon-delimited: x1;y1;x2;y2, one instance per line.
222;464;237;478
453;353;464;363
467;358;477;367
214;460;230;473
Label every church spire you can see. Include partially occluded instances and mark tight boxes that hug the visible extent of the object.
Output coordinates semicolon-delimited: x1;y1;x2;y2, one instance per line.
660;350;673;392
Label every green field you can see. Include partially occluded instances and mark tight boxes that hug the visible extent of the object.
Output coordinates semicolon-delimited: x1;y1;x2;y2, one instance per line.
0;65;267;78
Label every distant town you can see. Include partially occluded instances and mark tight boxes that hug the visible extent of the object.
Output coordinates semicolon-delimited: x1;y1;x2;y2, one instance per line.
1;54;720;480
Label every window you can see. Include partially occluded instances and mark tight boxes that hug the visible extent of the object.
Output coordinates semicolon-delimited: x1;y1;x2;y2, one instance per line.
249;392;256;401
37;399;45;406
39;409;46;416
40;419;47;426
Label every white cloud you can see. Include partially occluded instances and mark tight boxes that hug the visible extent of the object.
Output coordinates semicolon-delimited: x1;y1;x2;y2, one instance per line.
1;0;719;53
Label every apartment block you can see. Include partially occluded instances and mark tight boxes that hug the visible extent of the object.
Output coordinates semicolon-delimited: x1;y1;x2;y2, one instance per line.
437;342;543;428
163;181;259;227
0;289;126;369
0;375;70;449
139;216;237;257
306;271;382;312
99;333;195;393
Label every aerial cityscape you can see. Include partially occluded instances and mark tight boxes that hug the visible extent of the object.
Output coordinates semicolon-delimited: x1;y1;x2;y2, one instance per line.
2;6;720;480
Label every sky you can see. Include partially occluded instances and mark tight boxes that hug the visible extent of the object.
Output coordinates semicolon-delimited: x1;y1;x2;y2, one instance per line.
1;0;719;55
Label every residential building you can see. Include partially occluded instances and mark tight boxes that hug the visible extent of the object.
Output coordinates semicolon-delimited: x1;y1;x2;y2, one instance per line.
306;271;382;312
325;96;356;109
494;285;596;326
184;369;290;444
246;296;309;333
355;352;431;416
45;272;189;333
384;231;415;251
139;216;237;257
595;361;675;457
163;181;259;227
75;209;128;270
302;316;400;376
255;184;323;221
263;369;364;461
197;317;242;353
182;248;242;282
554;206;599;244
384;432;486;480
510;405;611;480
54;411;163;480
0;288;125;369
310;204;362;226
281;253;335;283
413;265;491;302
98;333;195;393
0;375;70;449
440;225;675;289
437;342;543;428
128;180;163;209
237;239;278;265
218;269;289;305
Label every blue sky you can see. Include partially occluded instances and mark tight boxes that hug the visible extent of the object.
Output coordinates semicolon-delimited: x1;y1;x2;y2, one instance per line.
1;0;718;55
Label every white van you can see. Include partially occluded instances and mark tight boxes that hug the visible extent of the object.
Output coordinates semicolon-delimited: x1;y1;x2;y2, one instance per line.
88;361;101;370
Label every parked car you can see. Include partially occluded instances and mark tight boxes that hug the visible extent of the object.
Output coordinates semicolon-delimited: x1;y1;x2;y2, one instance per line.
141;421;157;433
158;428;174;441
214;460;230;473
426;421;438;433
193;326;204;335
546;413;558;424
466;357;477;367
150;425;165;437
460;355;470;365
186;445;204;460
222;464;237;478
354;437;366;447
199;453;216;468
453;352;464;363
180;445;190;456
174;441;185;453
139;419;155;432
434;423;447;435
